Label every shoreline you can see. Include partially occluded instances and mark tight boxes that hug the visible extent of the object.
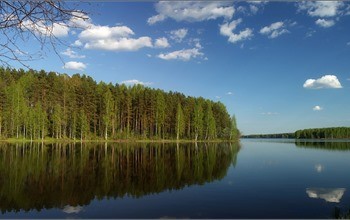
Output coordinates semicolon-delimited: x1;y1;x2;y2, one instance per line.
0;138;240;144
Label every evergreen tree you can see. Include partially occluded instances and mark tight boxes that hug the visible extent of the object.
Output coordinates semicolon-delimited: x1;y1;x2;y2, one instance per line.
175;103;185;140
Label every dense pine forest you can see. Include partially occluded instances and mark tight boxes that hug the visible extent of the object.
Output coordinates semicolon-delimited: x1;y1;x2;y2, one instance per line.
0;67;239;141
295;127;350;139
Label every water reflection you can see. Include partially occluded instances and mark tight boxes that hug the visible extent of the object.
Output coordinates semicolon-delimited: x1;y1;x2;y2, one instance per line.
62;205;83;214
306;188;346;203
314;164;324;173
0;142;240;213
295;141;350;151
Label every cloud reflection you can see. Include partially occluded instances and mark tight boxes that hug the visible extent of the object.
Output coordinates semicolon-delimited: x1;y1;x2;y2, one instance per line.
314;164;324;173
62;205;83;214
306;188;346;203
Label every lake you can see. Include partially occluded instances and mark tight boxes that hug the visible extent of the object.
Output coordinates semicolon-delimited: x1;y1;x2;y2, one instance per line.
1;139;350;218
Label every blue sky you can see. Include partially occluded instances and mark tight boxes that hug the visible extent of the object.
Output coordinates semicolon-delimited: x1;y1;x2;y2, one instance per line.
8;1;350;135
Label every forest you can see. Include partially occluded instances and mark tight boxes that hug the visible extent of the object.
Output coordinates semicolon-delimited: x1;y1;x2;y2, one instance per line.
243;127;350;139
0;67;239;141
295;127;350;139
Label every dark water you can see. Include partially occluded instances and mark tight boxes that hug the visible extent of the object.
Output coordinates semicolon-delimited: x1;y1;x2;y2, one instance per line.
0;140;350;218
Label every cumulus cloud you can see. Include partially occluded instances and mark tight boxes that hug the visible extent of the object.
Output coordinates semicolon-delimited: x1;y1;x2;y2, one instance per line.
61;48;85;59
84;37;152;51
69;11;93;29
21;20;69;37
79;25;134;41
313;105;323;111
155;37;170;48
158;48;204;61
315;19;335;28
72;40;83;47
147;2;234;25
260;21;289;38
227;92;233;95
76;23;152;51
220;19;253;44
120;79;152;86
303;75;342;89
170;28;188;42
63;61;86;71
298;1;344;17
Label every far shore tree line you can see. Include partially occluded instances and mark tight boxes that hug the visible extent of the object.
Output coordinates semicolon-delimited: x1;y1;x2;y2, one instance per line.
0;67;240;141
242;127;350;139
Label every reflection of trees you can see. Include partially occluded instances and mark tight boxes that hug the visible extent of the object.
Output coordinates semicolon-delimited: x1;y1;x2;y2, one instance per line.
295;141;350;151
0;142;240;213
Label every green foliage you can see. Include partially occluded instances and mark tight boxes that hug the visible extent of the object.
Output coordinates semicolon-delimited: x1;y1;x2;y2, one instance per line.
176;103;185;140
295;127;350;139
0;67;235;140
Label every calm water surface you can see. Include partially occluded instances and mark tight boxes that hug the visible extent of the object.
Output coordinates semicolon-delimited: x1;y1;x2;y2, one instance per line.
1;139;350;218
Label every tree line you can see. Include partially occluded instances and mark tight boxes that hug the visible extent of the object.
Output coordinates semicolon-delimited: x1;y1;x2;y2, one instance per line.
242;127;350;140
242;133;294;139
0;67;239;141
295;127;350;139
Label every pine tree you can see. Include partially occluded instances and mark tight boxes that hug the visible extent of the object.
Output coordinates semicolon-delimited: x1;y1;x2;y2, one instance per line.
193;101;204;141
175;103;185;140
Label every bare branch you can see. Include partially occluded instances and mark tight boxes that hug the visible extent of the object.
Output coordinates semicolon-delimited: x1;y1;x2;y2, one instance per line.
0;1;88;67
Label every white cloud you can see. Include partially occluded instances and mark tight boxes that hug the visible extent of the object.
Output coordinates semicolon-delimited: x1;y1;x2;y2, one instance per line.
220;19;253;44
260;21;289;38
306;30;316;38
77;24;152;51
303;75;342;89
63;61;86;71
313;105;323;111
21;20;69;37
215;96;221;99
120;79;152;86
298;1;344;17
260;112;279;115
250;5;259;14
84;37;152;51
61;48;85;59
347;42;350;46
158;48;203;61
227;92;233;95
155;37;170;48
147;14;166;25
69;11;93;29
148;2;234;25
79;25;134;41
170;28;188;42
72;40;83;47
315;19;335;28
